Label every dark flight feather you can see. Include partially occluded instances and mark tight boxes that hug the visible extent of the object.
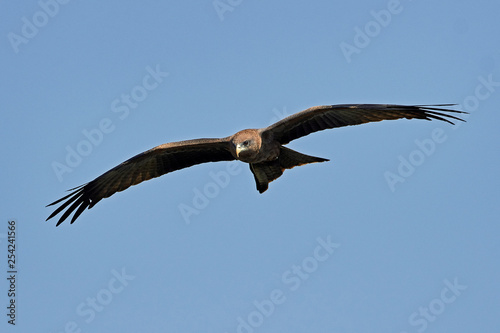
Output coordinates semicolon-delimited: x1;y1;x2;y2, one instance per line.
262;104;466;144
47;104;466;225
47;138;234;225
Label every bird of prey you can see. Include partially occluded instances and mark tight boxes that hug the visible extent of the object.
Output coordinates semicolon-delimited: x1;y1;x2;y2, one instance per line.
47;104;465;225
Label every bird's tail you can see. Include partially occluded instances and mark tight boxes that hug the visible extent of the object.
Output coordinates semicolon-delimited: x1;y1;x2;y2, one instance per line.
279;146;329;169
249;147;329;193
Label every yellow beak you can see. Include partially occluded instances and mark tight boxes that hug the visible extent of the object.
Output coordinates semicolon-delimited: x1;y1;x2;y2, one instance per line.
236;145;243;157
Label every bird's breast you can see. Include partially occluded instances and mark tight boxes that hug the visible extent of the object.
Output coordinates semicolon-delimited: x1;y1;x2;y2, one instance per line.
256;141;280;162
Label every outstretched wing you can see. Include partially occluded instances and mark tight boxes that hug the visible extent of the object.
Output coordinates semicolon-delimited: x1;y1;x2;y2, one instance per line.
47;138;234;226
262;104;466;144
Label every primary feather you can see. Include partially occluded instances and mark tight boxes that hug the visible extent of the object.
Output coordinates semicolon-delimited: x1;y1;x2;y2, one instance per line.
47;104;466;225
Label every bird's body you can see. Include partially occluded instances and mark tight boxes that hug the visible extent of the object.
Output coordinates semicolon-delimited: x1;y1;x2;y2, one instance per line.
47;104;466;226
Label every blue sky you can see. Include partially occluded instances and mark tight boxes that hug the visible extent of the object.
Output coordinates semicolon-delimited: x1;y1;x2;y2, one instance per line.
1;1;499;332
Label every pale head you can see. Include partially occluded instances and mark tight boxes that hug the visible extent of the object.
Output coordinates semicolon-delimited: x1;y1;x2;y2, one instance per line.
230;129;262;162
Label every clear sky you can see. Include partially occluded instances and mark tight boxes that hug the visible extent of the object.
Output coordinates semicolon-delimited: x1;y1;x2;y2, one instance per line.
1;1;499;332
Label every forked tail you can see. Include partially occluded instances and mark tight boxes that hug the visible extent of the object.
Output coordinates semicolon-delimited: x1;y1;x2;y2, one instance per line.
249;146;329;193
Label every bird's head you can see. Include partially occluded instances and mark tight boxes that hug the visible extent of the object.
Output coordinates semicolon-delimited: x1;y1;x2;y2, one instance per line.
230;129;261;162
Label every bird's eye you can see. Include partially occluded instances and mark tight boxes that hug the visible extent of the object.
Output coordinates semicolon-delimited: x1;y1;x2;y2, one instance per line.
243;140;250;146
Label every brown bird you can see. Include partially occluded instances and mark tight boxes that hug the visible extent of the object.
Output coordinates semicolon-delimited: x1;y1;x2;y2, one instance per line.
47;104;465;225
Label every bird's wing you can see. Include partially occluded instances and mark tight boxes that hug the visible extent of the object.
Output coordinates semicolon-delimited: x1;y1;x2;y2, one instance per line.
47;138;234;225
261;104;466;144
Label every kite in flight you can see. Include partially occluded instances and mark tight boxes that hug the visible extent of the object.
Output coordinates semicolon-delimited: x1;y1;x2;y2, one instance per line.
47;104;465;225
